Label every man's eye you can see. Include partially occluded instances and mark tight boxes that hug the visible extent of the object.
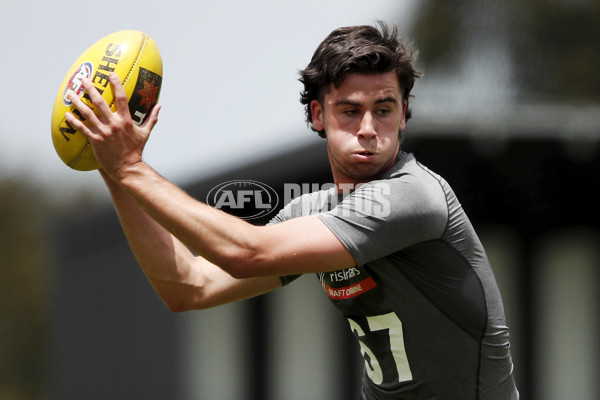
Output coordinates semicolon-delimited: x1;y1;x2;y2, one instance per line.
377;108;391;115
343;109;359;115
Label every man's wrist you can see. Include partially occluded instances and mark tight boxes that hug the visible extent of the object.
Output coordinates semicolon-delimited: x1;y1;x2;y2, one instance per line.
110;160;147;187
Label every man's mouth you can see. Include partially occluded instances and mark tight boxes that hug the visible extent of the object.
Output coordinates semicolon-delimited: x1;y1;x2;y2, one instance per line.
354;151;375;160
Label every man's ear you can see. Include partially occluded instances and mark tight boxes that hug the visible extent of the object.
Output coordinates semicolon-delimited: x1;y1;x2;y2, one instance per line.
310;100;324;131
399;99;408;131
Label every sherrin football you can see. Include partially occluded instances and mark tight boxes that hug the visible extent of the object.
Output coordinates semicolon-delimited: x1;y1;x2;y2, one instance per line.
51;30;162;171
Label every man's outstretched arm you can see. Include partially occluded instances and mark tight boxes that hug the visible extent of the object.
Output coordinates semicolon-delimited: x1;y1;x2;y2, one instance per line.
66;73;355;284
100;169;283;312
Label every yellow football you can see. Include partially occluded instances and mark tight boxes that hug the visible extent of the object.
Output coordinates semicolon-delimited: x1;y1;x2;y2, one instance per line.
51;30;162;171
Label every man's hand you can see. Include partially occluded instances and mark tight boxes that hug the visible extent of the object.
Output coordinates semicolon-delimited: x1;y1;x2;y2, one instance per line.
65;72;161;180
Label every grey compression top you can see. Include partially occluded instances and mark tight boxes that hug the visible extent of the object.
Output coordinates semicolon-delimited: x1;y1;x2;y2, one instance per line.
272;151;519;400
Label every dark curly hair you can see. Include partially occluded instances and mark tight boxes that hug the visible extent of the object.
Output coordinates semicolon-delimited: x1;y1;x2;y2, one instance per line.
299;21;422;138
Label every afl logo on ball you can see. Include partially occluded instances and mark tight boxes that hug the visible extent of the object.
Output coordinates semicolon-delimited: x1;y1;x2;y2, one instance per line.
206;180;279;220
62;61;94;106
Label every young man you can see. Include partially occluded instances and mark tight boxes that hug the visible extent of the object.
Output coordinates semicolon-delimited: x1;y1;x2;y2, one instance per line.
66;22;519;399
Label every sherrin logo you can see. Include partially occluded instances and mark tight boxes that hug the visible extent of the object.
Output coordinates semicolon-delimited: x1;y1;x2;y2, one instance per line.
206;180;279;220
62;61;94;106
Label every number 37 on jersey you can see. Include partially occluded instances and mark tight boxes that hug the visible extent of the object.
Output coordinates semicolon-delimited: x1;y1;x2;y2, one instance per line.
348;312;413;384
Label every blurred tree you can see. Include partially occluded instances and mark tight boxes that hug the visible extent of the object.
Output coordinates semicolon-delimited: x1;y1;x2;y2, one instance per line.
408;0;467;72
410;0;600;102
0;172;104;400
510;0;600;102
0;177;50;400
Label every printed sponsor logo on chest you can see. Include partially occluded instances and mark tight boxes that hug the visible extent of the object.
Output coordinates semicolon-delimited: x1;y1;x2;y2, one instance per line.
319;267;377;300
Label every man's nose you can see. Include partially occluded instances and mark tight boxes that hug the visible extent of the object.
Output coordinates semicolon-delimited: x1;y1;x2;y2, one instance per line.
357;112;376;138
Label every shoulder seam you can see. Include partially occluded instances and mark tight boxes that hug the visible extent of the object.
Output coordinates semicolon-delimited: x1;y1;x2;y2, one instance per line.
414;160;451;238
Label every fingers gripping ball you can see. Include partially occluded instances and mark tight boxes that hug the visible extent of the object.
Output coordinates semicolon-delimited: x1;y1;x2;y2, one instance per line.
51;30;163;171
